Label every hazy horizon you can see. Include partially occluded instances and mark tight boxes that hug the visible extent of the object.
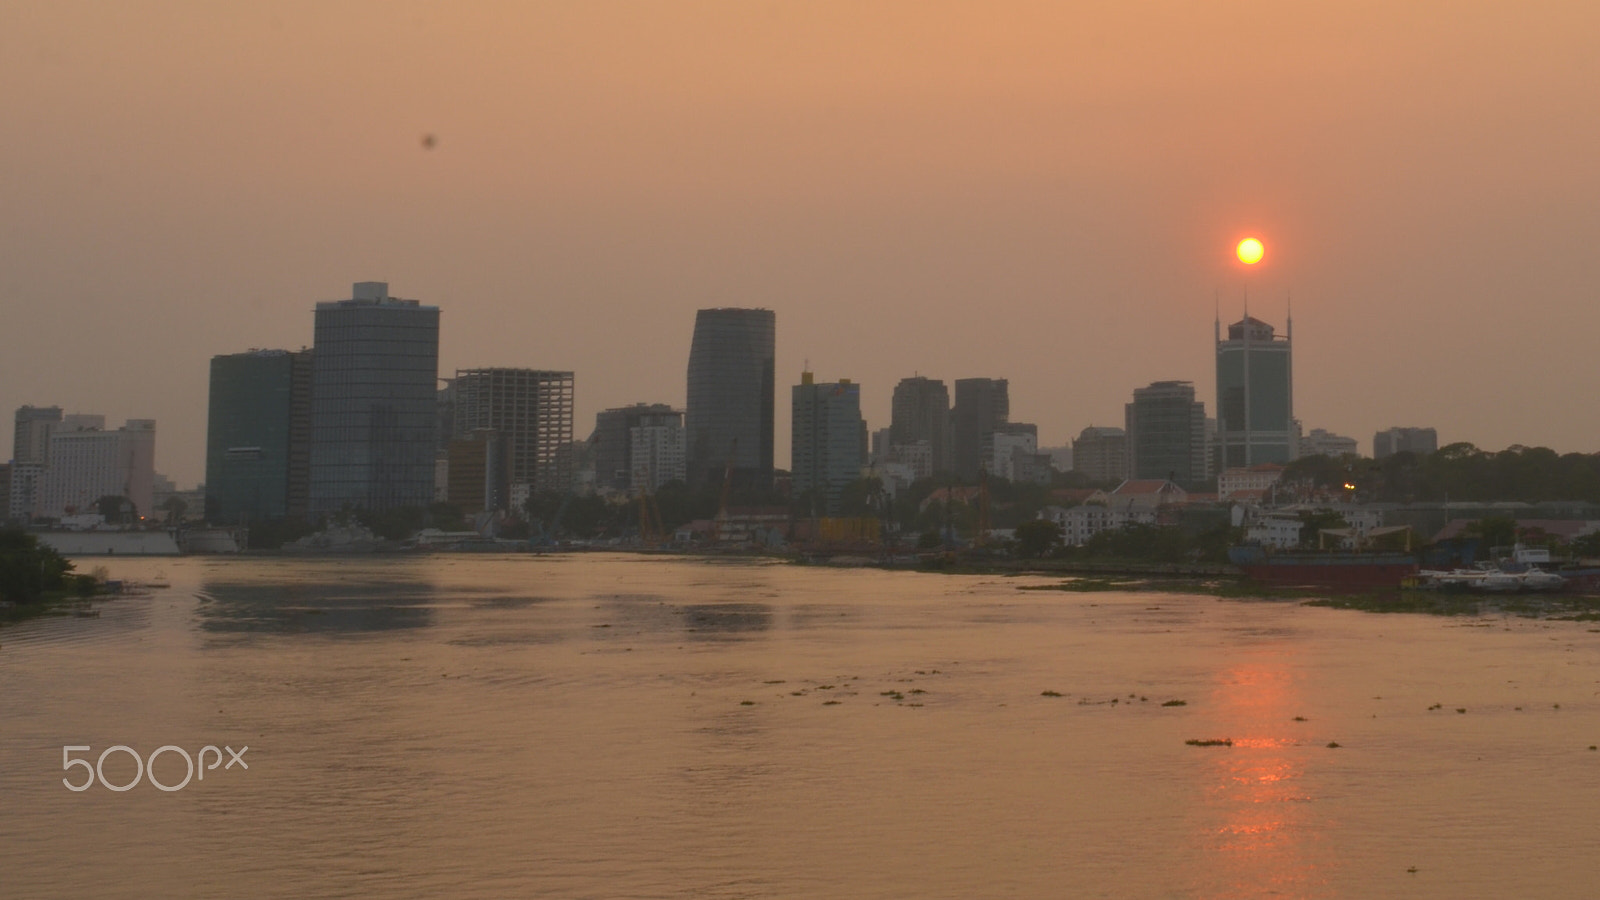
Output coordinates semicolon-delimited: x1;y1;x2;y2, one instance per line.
5;2;1598;487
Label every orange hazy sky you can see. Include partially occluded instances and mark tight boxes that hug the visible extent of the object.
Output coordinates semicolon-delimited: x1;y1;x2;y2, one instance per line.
4;1;1598;485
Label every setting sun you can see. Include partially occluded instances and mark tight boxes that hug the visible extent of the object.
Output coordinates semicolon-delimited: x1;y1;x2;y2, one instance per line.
1236;238;1264;265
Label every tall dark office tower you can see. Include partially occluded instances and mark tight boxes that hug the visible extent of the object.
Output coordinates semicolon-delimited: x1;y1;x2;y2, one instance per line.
453;369;575;496
13;405;63;465
206;349;313;522
951;378;1009;481
792;372;864;515
308;282;440;513
1215;313;1293;469
890;376;951;475
1124;381;1207;487
684;308;775;488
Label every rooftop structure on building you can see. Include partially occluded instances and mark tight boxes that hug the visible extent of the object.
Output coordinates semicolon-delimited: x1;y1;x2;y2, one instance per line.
1109;478;1189;509
308;282;440;513
685;308;775;489
1216;311;1294;469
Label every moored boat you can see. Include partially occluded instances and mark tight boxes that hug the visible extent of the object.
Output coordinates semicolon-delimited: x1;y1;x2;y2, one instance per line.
1228;545;1419;588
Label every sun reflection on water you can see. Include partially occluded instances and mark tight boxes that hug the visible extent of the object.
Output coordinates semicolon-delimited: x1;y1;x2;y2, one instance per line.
1192;652;1335;899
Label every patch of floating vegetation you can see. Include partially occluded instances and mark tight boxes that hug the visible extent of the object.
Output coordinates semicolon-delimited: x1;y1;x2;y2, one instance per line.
740;700;755;706
1293;716;1307;721
822;700;840;706
1312;592;1600;620
1327;742;1342;748
1304;594;1481;616
1186;738;1233;747
1162;699;1187;707
1019;578;1171;594
1041;690;1063;697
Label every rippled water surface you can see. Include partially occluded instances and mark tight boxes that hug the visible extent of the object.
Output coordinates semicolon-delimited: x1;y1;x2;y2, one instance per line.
4;554;1600;898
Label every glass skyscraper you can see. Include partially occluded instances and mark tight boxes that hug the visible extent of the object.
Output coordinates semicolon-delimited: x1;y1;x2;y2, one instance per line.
684;308;775;488
1215;314;1293;469
309;282;440;513
206;349;312;522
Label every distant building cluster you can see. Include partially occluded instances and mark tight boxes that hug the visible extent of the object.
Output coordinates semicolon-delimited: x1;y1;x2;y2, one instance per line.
5;281;1452;550
4;406;160;524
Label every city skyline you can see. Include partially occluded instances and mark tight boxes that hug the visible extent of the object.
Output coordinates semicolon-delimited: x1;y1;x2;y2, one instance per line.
5;4;1600;485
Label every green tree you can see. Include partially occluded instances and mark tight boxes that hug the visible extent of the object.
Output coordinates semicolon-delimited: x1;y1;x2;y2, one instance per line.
836;477;886;518
1466;515;1517;555
1014;518;1064;558
1572;531;1600;559
428;502;468;533
355;506;428;541
0;528;75;604
159;495;188;525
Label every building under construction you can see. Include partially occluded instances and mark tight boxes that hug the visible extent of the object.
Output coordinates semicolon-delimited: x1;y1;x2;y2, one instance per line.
453;368;574;496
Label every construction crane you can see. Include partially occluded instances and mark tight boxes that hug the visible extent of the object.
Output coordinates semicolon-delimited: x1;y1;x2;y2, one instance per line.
976;467;991;547
714;438;738;543
634;463;666;545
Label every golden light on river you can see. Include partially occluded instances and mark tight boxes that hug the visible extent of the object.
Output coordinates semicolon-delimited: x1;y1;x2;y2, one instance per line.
1236;238;1264;265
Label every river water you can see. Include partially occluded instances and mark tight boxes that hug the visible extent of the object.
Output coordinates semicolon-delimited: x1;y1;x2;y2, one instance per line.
3;554;1598;898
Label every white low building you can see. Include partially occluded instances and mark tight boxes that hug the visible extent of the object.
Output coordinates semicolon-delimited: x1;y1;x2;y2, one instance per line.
1039;502;1156;546
39;416;157;519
